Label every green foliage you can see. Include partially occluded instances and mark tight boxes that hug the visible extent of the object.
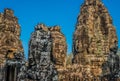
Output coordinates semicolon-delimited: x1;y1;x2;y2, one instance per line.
66;53;73;65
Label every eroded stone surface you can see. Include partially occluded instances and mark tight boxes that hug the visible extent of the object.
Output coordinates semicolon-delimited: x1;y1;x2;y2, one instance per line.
0;8;23;65
73;0;117;63
0;8;24;81
72;0;118;80
101;41;120;81
5;50;26;81
28;24;58;81
50;26;67;69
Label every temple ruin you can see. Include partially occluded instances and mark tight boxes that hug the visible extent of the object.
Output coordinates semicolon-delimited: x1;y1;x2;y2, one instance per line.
0;0;120;81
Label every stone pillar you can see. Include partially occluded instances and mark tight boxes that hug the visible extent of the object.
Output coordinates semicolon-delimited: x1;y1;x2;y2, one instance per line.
49;26;67;69
72;0;118;80
0;8;24;81
28;24;58;81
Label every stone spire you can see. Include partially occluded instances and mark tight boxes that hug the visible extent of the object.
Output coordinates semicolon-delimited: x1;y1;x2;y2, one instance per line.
49;26;67;69
28;24;58;81
0;8;23;65
0;8;24;81
72;0;118;79
73;0;117;63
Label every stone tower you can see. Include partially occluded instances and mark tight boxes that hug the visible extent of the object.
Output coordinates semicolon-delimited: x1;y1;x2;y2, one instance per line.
0;8;24;81
73;0;118;78
50;26;67;69
28;24;58;81
0;9;23;65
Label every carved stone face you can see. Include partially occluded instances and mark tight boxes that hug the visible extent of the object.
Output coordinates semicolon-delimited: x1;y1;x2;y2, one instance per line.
29;26;52;67
28;24;58;80
40;52;51;66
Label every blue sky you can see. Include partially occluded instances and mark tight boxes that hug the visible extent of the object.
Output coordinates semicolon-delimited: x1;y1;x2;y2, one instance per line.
0;0;120;58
